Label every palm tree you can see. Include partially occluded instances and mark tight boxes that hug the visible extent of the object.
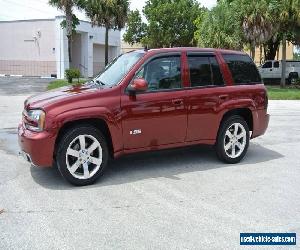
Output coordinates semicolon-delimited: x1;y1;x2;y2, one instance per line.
85;0;129;66
49;0;84;63
277;0;300;88
239;0;275;60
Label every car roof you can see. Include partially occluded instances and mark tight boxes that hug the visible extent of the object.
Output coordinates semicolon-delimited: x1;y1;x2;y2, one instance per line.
265;60;300;63
134;47;246;55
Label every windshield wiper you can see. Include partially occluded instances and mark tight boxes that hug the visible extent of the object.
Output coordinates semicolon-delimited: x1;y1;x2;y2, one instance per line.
95;80;105;86
89;79;105;86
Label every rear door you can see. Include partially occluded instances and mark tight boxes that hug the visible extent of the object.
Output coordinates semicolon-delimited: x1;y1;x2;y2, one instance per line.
185;52;226;141
272;61;281;78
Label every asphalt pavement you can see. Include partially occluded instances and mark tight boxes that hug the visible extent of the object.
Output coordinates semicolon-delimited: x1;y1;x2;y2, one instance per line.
0;77;299;250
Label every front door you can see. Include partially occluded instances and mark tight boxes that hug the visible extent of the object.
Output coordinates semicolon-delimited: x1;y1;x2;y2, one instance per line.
120;54;187;150
260;61;273;78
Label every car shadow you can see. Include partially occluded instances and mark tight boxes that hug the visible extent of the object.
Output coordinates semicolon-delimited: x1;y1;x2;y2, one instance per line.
30;142;284;190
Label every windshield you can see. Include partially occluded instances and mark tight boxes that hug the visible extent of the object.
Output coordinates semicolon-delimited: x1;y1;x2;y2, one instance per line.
94;51;144;86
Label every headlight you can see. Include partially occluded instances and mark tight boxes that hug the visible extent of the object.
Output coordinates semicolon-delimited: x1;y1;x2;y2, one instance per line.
23;109;46;132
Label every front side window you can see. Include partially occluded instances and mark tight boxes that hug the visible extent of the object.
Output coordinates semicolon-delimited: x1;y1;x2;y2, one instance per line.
187;55;224;87
262;61;272;68
223;54;261;84
134;56;182;91
274;61;279;68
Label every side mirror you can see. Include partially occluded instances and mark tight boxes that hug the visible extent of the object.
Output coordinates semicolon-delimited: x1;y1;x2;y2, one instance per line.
128;78;148;94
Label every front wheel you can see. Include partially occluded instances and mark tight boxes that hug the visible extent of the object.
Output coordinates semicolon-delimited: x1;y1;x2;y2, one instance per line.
56;125;108;186
215;116;249;164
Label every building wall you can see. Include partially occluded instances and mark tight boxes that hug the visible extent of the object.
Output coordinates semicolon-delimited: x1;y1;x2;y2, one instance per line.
0;17;121;78
0;19;57;76
72;19;121;78
248;42;294;65
93;44;118;76
121;42;143;53
70;33;82;74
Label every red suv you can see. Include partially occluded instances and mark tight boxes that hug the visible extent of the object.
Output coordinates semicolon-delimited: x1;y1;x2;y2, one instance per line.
18;48;269;185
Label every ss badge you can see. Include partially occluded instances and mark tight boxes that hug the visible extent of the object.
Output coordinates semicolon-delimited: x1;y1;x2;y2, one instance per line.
130;129;142;135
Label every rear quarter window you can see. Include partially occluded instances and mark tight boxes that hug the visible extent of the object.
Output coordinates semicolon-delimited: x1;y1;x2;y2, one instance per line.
223;54;262;85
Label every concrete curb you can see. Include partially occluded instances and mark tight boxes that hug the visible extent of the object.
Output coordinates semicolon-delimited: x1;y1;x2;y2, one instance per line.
0;74;55;79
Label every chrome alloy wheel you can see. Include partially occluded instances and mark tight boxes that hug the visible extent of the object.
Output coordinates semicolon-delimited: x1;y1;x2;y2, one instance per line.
224;123;247;159
66;134;102;180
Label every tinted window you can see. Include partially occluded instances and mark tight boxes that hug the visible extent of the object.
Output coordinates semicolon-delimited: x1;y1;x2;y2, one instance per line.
262;61;272;68
136;56;181;91
210;57;225;86
223;54;261;84
274;61;279;68
188;55;224;87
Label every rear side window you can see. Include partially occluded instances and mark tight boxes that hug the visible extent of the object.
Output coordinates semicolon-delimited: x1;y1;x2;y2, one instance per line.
223;54;261;84
187;55;224;87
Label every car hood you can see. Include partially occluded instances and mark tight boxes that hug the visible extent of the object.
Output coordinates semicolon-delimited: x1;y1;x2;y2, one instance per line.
25;83;103;110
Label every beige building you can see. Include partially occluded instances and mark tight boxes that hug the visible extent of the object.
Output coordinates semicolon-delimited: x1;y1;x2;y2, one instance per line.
247;42;294;65
121;42;143;53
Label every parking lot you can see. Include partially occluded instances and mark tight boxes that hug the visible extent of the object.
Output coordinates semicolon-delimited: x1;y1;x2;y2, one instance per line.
0;77;299;249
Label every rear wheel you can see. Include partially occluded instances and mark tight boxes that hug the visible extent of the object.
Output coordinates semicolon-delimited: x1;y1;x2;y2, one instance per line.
56;125;108;186
216;116;249;164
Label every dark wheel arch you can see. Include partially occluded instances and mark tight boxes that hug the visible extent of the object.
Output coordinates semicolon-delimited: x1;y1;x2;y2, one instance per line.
219;108;253;133
54;118;114;160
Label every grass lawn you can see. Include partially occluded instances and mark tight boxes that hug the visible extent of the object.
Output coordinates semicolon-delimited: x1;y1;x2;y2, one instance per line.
47;79;88;90
266;86;300;100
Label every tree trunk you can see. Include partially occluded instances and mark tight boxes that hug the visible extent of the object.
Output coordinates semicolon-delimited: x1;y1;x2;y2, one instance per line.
250;43;255;60
105;25;109;66
259;45;263;65
66;10;73;64
264;38;280;61
67;35;72;64
280;34;287;88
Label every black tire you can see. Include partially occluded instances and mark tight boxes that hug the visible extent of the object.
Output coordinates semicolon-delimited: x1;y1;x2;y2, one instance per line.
215;115;249;164
288;72;299;85
56;125;109;186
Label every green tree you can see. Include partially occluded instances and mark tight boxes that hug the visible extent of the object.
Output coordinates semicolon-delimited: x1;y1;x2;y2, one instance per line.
194;1;243;49
237;0;275;59
294;50;300;60
123;10;147;45
85;0;129;65
49;0;84;63
263;36;281;61
276;0;300;88
142;0;204;47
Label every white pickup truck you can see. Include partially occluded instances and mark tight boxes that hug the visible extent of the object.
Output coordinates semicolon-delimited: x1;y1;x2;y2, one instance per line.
258;60;300;84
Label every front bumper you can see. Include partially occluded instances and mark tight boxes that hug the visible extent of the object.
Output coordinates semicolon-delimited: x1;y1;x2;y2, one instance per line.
18;123;56;167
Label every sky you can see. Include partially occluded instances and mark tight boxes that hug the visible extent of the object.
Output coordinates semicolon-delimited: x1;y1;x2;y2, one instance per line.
0;0;217;21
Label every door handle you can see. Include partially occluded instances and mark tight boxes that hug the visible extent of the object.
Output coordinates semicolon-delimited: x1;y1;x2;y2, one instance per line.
219;94;228;100
172;99;184;106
